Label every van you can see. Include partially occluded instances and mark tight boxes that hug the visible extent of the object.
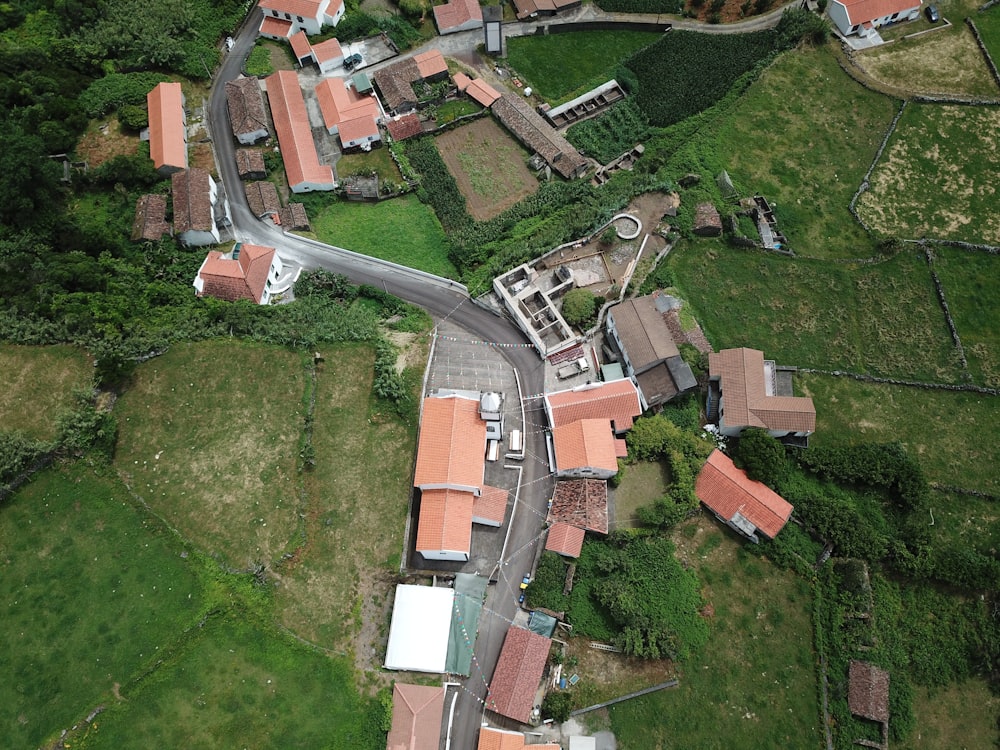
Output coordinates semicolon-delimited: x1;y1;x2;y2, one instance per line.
509;429;523;453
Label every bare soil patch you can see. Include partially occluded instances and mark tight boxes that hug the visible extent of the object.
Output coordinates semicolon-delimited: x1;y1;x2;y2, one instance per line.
435;117;538;221
565;636;676;709
74;116;140;168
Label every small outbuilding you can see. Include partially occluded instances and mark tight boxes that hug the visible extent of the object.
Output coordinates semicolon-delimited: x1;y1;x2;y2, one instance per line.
693;202;722;236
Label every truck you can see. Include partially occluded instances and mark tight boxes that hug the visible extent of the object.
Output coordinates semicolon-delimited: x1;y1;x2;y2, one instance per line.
556;357;590;379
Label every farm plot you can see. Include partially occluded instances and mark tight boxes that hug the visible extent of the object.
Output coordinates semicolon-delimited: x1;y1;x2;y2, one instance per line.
113;341;307;570
0;344;93;441
855;104;1000;245
435;118;537;221
0;464;203;750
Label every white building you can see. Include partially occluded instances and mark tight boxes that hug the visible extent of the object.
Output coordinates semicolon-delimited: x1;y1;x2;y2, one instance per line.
259;0;345;38
828;0;921;37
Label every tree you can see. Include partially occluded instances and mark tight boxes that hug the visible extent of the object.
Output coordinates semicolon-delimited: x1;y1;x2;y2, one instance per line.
541;690;573;722
734;427;788;488
561;288;598;328
0;122;63;230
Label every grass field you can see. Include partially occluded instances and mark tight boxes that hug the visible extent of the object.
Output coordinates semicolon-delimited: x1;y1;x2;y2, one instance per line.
0;464;203;749
113;341;307;570
712;45;896;259
613;459;670;528
799;373;1000;494
0;344;94;441
336;147;403;186
977;5;1000;64
931;248;1000;387
310;194;459;279
608;516;820;749
668;244;960;382
899;678;1000;749
506;30;662;103
856;104;1000;245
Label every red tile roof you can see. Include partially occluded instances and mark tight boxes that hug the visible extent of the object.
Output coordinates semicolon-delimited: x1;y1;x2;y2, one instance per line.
312;36;343;63
338;115;379;145
131;194;170;241
414;49;448;79
171;168;214;235
545;522;585;558
836;0;919;24
552;418;620;475
695;450;793;540
147;82;187;172
473;485;508;526
848;660;890;723
386;114;423;141
709;348;815;433
235;148;266;178
244;180;281;217
289;30;313;61
260;15;294;37
315;77;380;134
548;478;608;534
196;243;277;304
487;626;551;723
386;683;445;750
279;202;310;230
265;70;334;191
455;73;501;107
545;379;642;432
433;0;483;32
261;0;326;18
416;488;474;556
225;77;268;141
477;727;561;750
413;396;486;492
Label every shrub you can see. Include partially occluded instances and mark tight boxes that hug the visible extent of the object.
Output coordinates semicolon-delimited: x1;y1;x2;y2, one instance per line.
561;288;598;328
775;7;830;48
78;71;171;118
797;442;928;511
403;137;471;233
734;427;788;488
116;104;148;131
245;44;273;77
542;691;573;722
0;431;51;490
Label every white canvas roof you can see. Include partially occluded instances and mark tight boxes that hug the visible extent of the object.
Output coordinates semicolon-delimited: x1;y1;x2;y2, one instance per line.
384;584;454;673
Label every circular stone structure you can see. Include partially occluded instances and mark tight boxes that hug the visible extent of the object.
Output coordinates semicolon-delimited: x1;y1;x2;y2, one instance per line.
612;213;642;240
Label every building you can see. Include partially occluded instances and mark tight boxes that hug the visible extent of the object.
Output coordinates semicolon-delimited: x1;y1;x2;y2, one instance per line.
193;243;283;305
258;0;345;38
279;202;310;231
131;194;171;242
483;4;504;55
605;294;697;409
433;0;483;34
312;37;344;74
415;488;475;562
548;478;609;534
373;50;449;115
172;168;227;246
453;72;501;107
386;683;445;750
545;522;586;558
414;395;486;494
289;30;314;65
512;0;581;19
486;626;552;724
478;727;561;750
315;77;381;150
694;449;793;542
848;660;890;723
491;94;589;179
473;485;509;527
828;0;921;37
707;347;816;441
264;70;335;193
550;418;625;479
225;77;269;145
544;379;643;434
385;114;424;141
235;148;267;180
244;181;281;219
384;584;454;672
147;82;187;175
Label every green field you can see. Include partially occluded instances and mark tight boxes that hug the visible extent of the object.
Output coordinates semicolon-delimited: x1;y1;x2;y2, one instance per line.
614;459;671;528
977;5;1000;64
0;464;203;749
310;194;459;279
856;104;1000;245
900;679;1000;749
713;45;897;259
336;147;404;186
506;30;662;103
0;344;94;440
669;244;959;382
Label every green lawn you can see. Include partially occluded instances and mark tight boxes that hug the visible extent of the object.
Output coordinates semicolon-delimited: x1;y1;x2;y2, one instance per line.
856;104;1000;245
614;459;670;528
799;372;1000;494
310;194;459;279
336;147;403;186
0;464;203;749
669;244;960;383
113;341;307;569
976;5;1000;65
900;679;1000;749
713;45;897;259
435;98;481;125
0;344;94;440
506;30;662;103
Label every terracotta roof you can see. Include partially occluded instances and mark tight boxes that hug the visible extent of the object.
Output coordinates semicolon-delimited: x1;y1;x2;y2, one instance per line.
478;727;561;750
513;0;579;18
312;36;343;63
455;74;501;107
260;15;294;37
196;243;277;304
491;94;588;179
261;0;326;17
338;115;379;145
386;114;423;140
131;194;170;241
848;660;890;723
414;49;448;79
225;77;268;141
486;626;551;723
414;395;486;491
693;202;722;234
695;450;793;540
279;202;310;230
609;296;680;370
147;82;187;172
171;168;214;234
545;522;585;557
315;77;380;133
473;485;508;525
244;180;281;217
386;683;445;750
289;30;312;62
548;478;608;534
552;419;619;475
374;59;420;112
709;348;815;433
416;488;474;556
835;0;919;24
264;70;335;190
545;379;642;432
433;0;483;32
235;148;266;178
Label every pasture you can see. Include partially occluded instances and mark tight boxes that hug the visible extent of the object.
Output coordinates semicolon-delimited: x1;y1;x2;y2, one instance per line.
856;104;1000;245
0;344;93;440
977;5;1000;63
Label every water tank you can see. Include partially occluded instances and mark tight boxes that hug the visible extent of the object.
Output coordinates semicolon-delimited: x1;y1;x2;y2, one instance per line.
523;87;532;97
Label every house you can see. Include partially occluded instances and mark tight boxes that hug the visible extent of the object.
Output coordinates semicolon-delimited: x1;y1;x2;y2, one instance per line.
848;660;890;723
548;478;609;534
193;242;283;305
512;0;582;20
235;148;267;180
315;77;381;150
172;168;227;246
453;72;501;107
707;347;816;441
473;484;509;527
385;114;424;141
478;727;561;750
244;181;281;219
486;626;552;724
606;294;698;409
225;77;269;145
414;394;486;494
550;418;625;479
694;449;793;542
416;488;474;562
433;0;483;34
373;50;449;115
491;94;589;179
386;683;445;750
147;82;187;175
312;37;344;74
289;30;314;65
828;0;921;37
545;522;586;558
279;202;310;231
544;379;643;434
131;194;170;242
258;0;345;37
264;70;335;193
414;49;449;81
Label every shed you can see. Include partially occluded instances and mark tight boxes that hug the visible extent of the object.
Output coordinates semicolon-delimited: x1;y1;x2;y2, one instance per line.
693;203;722;236
848;660;890;723
384;584;454;673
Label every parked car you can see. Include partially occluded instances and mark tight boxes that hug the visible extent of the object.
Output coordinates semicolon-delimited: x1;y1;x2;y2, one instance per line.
925;4;940;22
343;53;363;71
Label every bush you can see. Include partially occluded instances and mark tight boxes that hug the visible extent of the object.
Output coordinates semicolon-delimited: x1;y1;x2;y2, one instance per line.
775;7;830;48
542;691;573;722
561;288;598;328
734;427;788;488
0;431;51;490
116;104;148;131
403;137;471;233
78;72;171;118
798;442;928;511
245;44;273;77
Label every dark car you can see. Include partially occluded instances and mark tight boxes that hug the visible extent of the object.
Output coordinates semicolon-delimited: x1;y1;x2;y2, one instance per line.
343;53;363;71
925;4;940;22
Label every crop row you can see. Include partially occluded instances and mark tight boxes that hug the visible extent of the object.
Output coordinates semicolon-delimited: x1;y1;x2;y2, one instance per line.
566;99;650;165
